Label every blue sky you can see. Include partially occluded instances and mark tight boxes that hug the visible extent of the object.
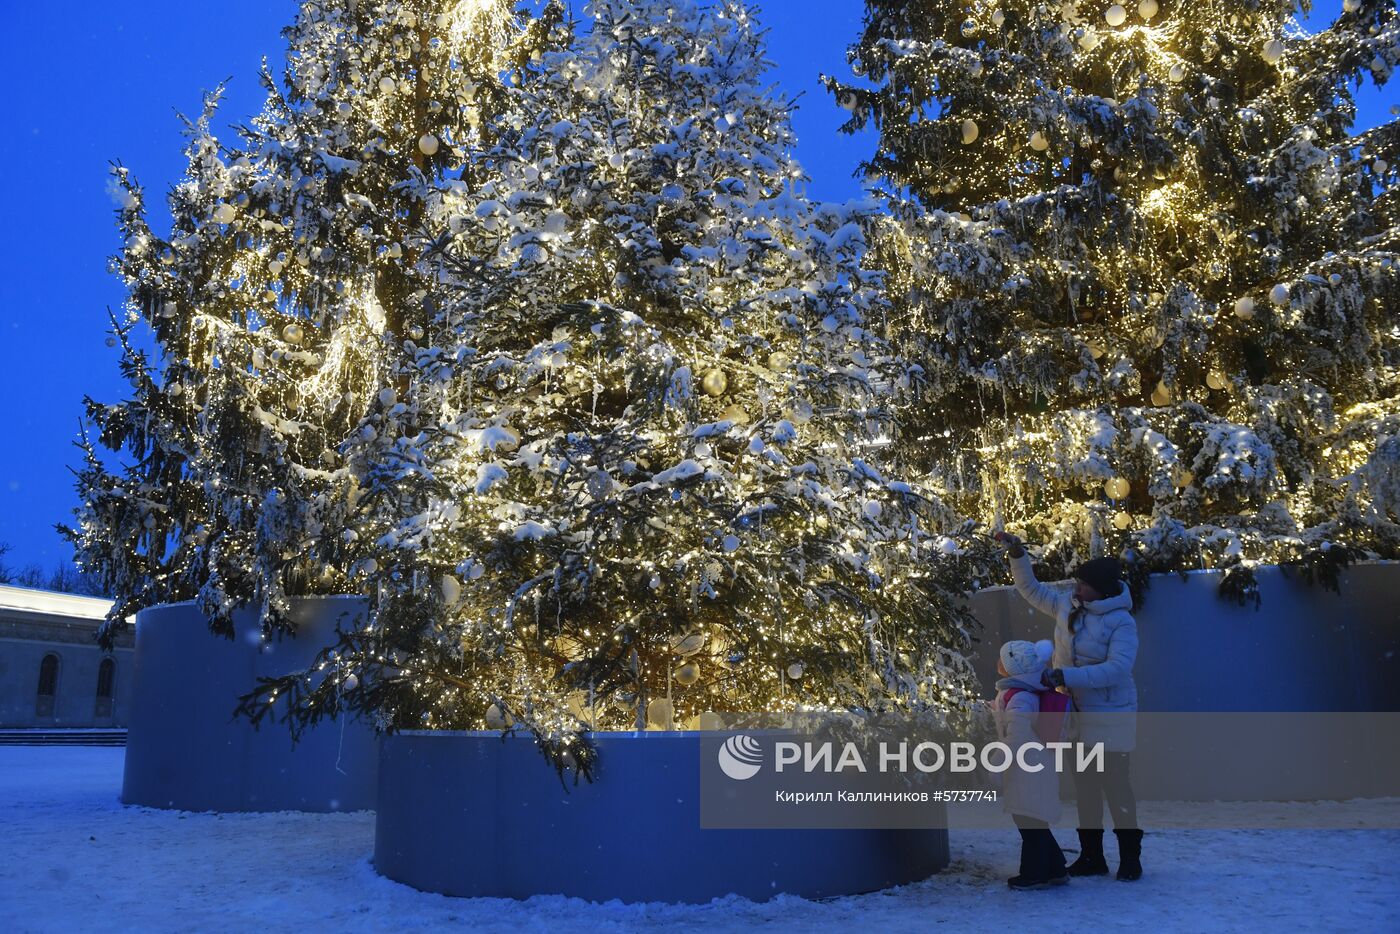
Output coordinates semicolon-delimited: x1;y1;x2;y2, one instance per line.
0;1;1387;573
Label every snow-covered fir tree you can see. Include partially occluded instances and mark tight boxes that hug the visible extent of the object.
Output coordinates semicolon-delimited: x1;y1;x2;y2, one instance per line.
827;0;1400;588
64;0;557;643
244;0;989;769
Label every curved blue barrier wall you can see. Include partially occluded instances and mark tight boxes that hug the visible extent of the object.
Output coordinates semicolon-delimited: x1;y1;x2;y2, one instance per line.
967;563;1400;801
374;731;950;903
121;597;378;812
968;562;1400;712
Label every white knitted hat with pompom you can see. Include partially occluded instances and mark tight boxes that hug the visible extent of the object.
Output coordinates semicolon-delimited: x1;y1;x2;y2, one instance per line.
1000;639;1054;677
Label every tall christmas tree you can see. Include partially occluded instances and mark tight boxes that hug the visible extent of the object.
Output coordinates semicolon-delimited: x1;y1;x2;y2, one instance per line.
243;0;987;769
828;0;1400;584
64;0;557;643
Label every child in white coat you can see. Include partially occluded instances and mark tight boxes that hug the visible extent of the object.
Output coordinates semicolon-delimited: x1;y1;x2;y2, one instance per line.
995;638;1070;889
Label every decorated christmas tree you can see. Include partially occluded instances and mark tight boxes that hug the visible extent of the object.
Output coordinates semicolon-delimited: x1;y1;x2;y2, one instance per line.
827;0;1400;588
64;0;557;643
242;0;988;769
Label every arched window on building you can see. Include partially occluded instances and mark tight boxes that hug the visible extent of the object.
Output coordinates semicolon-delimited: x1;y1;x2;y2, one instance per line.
36;653;60;718
95;658;116;720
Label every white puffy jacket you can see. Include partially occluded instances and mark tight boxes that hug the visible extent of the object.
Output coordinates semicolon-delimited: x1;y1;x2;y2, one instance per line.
993;671;1066;823
1010;553;1139;751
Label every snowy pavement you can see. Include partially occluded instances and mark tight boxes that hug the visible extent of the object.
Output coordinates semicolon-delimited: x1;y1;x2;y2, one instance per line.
1;747;1396;933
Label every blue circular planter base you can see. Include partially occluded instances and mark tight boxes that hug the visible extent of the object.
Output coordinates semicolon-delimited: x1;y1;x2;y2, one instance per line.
373;731;949;903
121;597;378;812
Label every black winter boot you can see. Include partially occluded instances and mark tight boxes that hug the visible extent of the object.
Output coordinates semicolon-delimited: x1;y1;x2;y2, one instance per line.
1115;829;1143;881
1067;829;1109;876
1008;828;1070;889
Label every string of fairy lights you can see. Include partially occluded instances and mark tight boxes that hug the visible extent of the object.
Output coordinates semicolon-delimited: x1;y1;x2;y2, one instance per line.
70;0;1397;759
827;0;1398;574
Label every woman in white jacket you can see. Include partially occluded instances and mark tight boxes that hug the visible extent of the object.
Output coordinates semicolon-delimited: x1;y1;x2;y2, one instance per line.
995;532;1143;882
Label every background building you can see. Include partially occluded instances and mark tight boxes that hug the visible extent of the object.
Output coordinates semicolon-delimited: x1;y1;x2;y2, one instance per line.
0;585;131;728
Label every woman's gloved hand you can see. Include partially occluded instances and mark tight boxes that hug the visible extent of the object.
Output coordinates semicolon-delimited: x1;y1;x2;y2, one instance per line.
993;531;1026;559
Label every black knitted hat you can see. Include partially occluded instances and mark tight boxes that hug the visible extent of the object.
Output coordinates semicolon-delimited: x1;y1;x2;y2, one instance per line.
1074;557;1123;599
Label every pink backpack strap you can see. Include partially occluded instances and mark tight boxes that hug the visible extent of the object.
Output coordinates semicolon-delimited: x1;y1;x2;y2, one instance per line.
1001;686;1072;743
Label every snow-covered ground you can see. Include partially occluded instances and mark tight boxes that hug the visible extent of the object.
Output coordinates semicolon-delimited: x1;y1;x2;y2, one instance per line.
1;747;1396;933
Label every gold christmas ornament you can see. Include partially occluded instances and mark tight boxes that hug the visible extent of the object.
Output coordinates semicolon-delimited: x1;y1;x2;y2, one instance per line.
767;351;791;372
787;662;805;680
1029;130;1049;151
1270;283;1291;306
1262;39;1285;64
675;663;700;687
646;697;674;729
418;133;440;156
1206;370;1229;391
484;704;507;730
282;323;305;344
440;574;462;605
378;76;397;93
494;427;521;452
1169;64;1186;83
701;367;729;396
213;203;237;225
1104;477;1130;499
1233;296;1256;319
1138;0;1159;20
670;631;706;657
1112;511;1133;531
1151;380;1172;406
960;119;979;145
721;403;749;425
1105;5;1128;28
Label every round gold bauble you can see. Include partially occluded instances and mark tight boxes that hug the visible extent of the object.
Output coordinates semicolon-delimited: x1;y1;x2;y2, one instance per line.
701;367;729;397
